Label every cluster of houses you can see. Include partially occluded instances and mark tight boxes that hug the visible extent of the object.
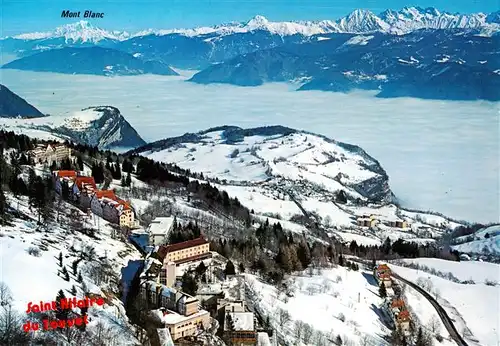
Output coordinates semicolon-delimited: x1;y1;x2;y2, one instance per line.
139;235;271;345
28;143;73;164
374;264;412;333
140;237;213;341
356;214;409;229
52;170;138;229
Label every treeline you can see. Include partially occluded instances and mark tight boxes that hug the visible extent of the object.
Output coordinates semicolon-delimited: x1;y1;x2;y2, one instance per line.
210;220;337;284
166;218;202;244
186;180;252;225
348;238;460;262
0;130;37;152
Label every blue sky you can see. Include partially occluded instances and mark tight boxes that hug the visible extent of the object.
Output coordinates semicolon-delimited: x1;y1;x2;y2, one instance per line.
2;0;497;36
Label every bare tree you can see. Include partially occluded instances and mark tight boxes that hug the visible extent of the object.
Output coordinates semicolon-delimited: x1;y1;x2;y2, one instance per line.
433;288;441;300
277;309;291;327
428;315;440;334
0;304;30;345
0;283;12;306
302;323;314;344
294;320;306;341
89;320;120;345
315;330;327;346
321;279;332;293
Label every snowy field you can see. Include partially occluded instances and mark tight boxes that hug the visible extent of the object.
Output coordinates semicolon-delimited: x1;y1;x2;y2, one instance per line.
394;258;500;284
1;69;498;223
389;263;500;346
245;267;391;345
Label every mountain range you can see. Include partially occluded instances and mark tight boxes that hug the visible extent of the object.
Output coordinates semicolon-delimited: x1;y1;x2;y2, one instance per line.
3;7;499;44
1;47;178;76
1;7;499;100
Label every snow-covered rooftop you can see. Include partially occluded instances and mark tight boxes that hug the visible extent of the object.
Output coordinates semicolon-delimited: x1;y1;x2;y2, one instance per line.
226;312;255;331
158;309;209;325
148;217;175;235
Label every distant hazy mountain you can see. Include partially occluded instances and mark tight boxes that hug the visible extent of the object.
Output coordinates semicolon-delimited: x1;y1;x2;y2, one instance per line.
0;84;45;118
1;47;179;76
189;30;500;101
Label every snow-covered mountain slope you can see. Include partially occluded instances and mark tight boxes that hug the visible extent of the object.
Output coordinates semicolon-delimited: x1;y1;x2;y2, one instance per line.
245;268;391;345
0;84;46;118
131;125;392;203
451;225;500;256
129;125;465;246
1;193;142;345
0;106;146;149
12;21;130;43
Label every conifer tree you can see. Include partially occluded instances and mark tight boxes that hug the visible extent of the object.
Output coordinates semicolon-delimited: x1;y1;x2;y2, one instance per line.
115;158;121;179
379;282;387;298
225;260;236;276
58;252;63;267
0;187;6;222
126;172;132;187
77;156;84;171
55;289;68;320
77;272;83;283
72;260;78;275
71;285;77;296
62;266;70;281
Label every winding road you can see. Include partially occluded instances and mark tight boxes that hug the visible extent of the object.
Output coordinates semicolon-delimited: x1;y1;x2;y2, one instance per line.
391;272;469;346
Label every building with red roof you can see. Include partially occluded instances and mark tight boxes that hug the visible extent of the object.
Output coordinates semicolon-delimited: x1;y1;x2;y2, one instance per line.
72;176;97;209
90;189;136;228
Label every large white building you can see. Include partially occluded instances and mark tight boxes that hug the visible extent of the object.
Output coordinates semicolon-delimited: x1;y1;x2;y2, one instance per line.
29;143;72;164
148;217;175;246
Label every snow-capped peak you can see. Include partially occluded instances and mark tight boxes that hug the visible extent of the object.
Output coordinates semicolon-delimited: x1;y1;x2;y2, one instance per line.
13;21;131;43
336;9;390;32
245;15;269;28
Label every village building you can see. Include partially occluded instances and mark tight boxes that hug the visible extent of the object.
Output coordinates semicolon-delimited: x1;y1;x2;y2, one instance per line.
161;309;211;341
224;311;257;345
390;299;406;315
157;237;212;270
395;310;411;332
217;299;246;313
158;261;177;288
29;143;72;164
148;217;175;246
90;190;137;228
52;170;78;194
72;176;97;209
357;217;377;228
140;281;211;341
374;264;393;288
385;218;409;229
